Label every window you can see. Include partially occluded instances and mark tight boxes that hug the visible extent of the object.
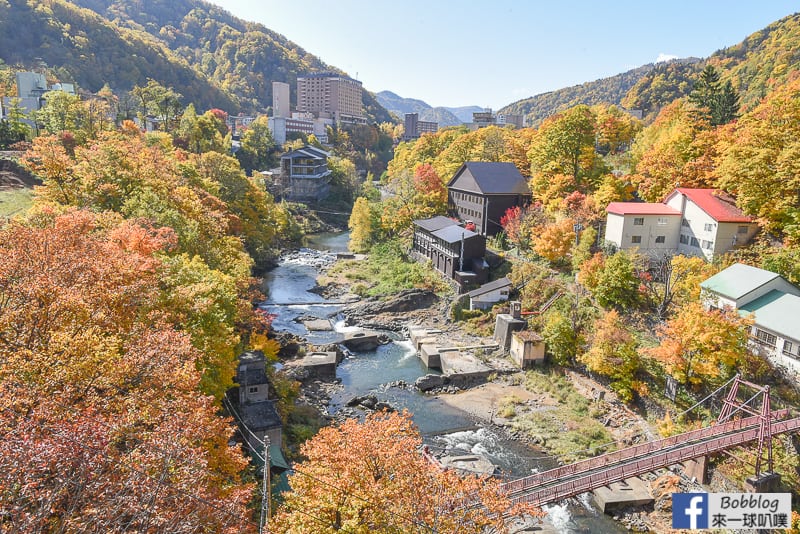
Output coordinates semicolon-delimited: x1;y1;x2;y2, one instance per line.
655;235;666;244
680;234;689;245
704;223;714;232
738;225;749;234
248;386;258;394
631;235;642;244
690;237;700;247
702;240;714;250
681;218;690;227
784;340;794;356
633;217;644;226
754;329;777;348
657;217;668;226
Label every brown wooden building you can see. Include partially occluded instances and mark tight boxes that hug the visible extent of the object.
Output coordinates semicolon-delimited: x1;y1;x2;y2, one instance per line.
447;162;530;235
411;215;487;287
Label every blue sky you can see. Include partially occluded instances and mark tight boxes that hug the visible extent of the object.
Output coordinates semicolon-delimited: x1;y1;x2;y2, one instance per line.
209;0;798;110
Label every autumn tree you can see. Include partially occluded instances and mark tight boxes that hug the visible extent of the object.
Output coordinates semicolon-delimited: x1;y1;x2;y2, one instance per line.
0;210;254;532
646;302;751;388
636;254;714;319
716;77;800;240
349;196;376;253
528;105;606;190
533;217;576;263
271;411;541;533
132;79;183;131
580;310;640;402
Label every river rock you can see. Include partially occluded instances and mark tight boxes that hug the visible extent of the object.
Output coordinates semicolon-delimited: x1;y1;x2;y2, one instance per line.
374;402;395;412
344;289;437;319
415;374;447;392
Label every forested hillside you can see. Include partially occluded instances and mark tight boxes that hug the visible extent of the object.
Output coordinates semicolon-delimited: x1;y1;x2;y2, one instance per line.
0;0;393;121
499;63;660;126
500;12;800;126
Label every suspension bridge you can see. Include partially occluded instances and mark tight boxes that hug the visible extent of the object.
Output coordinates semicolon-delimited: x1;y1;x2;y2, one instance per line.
499;375;800;507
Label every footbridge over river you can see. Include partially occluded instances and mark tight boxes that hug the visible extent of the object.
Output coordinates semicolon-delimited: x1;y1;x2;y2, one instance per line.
500;375;800;508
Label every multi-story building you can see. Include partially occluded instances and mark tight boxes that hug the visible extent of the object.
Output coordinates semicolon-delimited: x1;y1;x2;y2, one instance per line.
604;188;758;260
701;264;800;376
278;145;332;202
272;81;291;118
296;73;365;124
402;113;438;140
411;215;488;288
447;162;531;236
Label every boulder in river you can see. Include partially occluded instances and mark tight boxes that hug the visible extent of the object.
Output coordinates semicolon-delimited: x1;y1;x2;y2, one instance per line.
415;374;448;392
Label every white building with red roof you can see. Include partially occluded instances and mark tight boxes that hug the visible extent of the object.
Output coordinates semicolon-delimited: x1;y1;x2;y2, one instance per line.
604;188;758;260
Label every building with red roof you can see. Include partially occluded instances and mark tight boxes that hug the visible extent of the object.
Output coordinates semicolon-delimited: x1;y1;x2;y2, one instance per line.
604;188;757;260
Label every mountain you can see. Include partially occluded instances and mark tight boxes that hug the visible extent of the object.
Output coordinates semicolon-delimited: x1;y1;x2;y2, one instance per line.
442;106;486;124
0;0;392;122
502;12;800;126
375;91;487;127
498;63;680;127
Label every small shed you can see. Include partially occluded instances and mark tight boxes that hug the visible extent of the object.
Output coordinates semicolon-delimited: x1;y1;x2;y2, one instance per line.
510;330;545;368
467;277;512;310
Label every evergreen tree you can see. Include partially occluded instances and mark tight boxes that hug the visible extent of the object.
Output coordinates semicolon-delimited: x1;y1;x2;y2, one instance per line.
689;65;739;126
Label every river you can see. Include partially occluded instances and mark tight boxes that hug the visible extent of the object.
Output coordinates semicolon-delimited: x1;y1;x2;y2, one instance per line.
262;232;626;533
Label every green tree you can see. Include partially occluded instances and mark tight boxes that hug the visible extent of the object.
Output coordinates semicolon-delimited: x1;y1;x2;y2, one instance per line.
5;97;30;141
236;115;277;174
689;65;739;126
132;79;182;132
34;91;84;136
593;250;641;309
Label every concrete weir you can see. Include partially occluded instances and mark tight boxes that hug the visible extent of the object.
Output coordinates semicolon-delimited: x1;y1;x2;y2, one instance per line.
439;350;492;387
342;330;381;351
299;351;339;380
592;477;653;513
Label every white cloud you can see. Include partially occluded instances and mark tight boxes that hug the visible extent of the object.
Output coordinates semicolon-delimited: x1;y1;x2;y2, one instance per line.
655;53;679;63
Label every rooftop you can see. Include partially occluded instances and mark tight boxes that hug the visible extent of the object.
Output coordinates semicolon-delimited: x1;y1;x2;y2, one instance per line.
739;290;800;339
239;399;282;432
467;276;512;298
667;188;753;223
448;162;530;195
431;224;481;244
281;145;329;160
414;215;457;232
700;263;780;300
606;202;680;216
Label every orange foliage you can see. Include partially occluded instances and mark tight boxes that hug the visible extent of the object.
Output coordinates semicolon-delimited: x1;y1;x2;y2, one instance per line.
0;210;254;532
271;411;542;534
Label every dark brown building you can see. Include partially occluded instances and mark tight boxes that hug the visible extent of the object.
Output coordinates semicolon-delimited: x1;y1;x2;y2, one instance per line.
411;216;487;287
447;162;530;236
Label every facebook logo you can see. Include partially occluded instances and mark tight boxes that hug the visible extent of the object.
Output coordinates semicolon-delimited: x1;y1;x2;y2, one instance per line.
673;493;708;529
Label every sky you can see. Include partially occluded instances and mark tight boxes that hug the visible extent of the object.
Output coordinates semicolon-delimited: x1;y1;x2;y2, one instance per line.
208;0;799;110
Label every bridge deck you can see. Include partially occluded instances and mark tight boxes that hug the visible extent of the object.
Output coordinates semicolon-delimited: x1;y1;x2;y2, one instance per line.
504;414;800;507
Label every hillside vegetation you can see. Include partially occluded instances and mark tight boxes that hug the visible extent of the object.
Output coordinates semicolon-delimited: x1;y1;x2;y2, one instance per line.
0;0;392;121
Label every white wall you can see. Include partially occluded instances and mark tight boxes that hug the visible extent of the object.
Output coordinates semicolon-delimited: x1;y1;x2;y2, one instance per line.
605;213;680;254
713;222;758;258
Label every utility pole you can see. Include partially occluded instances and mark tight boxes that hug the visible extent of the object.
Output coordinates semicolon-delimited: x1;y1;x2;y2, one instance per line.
259;436;271;534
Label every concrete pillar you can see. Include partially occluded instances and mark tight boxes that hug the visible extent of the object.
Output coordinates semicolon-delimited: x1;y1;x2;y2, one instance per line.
493;314;526;352
744;472;781;493
683;456;708;484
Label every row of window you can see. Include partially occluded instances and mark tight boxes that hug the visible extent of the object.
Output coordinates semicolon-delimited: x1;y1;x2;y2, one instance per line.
630;235;666;244
752;329;798;360
462;208;481;219
633;217;669;226
453;191;480;204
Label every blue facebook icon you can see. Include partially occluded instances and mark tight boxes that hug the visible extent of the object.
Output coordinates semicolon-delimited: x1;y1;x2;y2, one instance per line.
672;493;708;529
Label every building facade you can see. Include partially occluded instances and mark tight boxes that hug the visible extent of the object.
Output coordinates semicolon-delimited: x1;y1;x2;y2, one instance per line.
701;264;800;376
272;81;291;118
411;215;487;286
447;162;530;236
278;145;332;202
403;113;438;140
604;188;757;260
297;73;365;124
233;351;282;450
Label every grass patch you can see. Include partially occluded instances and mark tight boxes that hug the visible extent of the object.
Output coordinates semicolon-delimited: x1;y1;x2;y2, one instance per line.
512;367;614;462
0;188;34;218
326;239;451;297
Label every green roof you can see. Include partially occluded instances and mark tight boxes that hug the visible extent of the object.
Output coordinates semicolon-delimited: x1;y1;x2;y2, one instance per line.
739;290;800;340
249;443;290;472
700;263;779;300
